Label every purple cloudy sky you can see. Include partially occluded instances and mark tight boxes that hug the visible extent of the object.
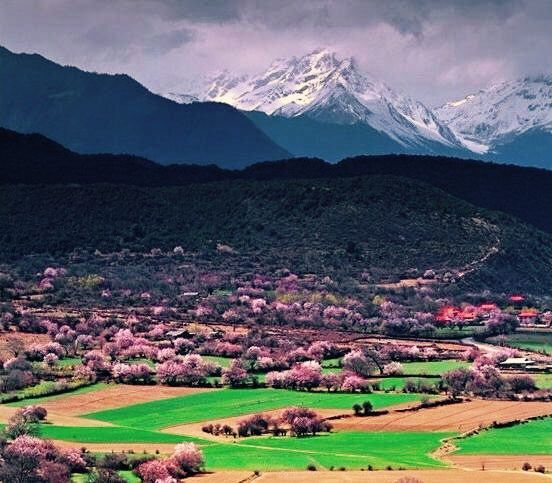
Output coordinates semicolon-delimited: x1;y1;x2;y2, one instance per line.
1;0;551;106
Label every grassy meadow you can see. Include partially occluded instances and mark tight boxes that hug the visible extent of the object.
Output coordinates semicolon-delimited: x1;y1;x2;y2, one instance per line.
202;431;452;471
83;388;423;430
488;331;552;354
455;417;552;455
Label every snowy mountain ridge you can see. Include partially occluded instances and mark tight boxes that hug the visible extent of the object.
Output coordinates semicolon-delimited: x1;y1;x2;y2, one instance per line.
170;49;465;152
165;51;552;166
434;76;552;149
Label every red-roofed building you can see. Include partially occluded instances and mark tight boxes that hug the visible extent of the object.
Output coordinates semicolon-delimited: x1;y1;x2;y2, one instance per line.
518;308;538;325
480;303;497;311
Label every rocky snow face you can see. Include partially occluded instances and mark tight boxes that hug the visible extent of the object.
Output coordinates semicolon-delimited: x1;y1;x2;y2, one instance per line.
435;76;552;152
177;49;464;151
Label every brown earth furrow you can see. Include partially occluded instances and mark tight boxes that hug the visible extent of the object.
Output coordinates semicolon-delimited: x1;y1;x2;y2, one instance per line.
330;400;552;432
37;385;216;416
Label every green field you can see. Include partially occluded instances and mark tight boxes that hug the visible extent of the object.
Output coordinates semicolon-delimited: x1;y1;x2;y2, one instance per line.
84;388;423;430
202;355;233;367
534;374;552;389
56;357;83;367
203;431;452;471
375;377;438;391
400;360;469;376
6;381;109;407
488;331;552;354
455;417;552;455
1;385;458;472
434;326;481;338
38;425;200;444
321;357;341;368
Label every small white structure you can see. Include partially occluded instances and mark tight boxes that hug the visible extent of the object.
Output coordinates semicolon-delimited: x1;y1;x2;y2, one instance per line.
500;357;536;368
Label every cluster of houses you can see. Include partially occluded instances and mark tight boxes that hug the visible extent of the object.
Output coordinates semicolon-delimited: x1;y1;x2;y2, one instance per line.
434;295;551;328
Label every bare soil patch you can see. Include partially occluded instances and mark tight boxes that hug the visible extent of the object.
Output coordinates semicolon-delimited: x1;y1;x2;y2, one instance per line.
0;331;51;359
253;469;549;482
446;455;552;472
0;403;112;427
37;384;216;416
330;400;552;432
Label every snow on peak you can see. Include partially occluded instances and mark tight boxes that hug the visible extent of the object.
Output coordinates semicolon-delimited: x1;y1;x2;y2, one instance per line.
435;76;552;146
189;49;462;149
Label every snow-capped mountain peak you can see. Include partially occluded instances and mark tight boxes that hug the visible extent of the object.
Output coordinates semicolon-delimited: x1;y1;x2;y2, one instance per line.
185;49;464;151
435;76;552;147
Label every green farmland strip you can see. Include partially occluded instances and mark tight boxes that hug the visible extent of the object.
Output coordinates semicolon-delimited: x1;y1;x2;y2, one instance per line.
38;425;204;444
376;377;437;391
488;332;552;355
84;388;422;430
534;374;552;389
400;360;469;376
202;356;233;367
455;417;552;455
204;431;452;471
7;383;110;407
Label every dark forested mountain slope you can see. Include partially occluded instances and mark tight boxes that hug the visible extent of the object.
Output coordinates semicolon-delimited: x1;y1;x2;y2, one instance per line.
1;176;552;293
3;126;552;235
0;46;289;168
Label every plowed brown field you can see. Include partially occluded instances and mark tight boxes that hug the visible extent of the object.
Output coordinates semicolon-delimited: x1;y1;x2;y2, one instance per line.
330;400;552;432
35;384;216;416
198;469;550;482
446;455;552;472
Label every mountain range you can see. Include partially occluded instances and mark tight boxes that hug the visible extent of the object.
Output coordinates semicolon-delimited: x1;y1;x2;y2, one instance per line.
0;46;289;168
435;76;552;167
2;44;552;168
169;49;552;168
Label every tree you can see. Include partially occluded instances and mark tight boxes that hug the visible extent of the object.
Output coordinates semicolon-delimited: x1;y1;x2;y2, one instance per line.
0;273;13;298
136;459;172;483
341;374;368;392
237;414;272;437
442;367;471;397
320;372;340;392
280;406;331;437
342;350;375;376
6;338;24;358
221;360;248;387
362;400;373;415
352;403;362;416
0;435;62;483
289;361;322;391
168;442;204;476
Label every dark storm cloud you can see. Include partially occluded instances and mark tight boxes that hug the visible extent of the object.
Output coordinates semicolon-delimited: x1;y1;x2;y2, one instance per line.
0;0;550;105
145;29;198;55
148;0;523;36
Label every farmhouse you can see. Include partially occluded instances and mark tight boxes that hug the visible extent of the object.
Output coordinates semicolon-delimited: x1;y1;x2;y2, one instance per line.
499;357;536;369
518;308;538;325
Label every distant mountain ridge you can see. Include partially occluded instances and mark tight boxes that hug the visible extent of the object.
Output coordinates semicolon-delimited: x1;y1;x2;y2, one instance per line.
3;126;552;236
434;76;552;167
0;45;289;168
